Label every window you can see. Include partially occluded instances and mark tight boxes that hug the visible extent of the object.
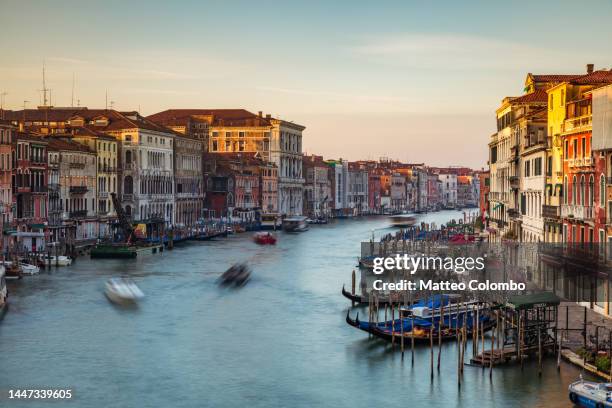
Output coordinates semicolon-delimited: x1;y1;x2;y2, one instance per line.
564;140;569;158
525;160;531;177
212;140;218;151
601;175;606;207
573;139;578;158
582;137;586;157
561;89;565;106
549;94;554;109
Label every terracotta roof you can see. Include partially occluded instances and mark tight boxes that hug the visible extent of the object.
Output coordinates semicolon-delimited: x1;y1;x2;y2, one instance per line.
4;108;175;135
531;74;583;83
46;138;93;153
511;89;548;104
570;70;612;85
147;109;273;127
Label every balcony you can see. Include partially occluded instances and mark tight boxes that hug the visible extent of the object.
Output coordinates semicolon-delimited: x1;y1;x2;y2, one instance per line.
99;191;109;199
69;210;88;218
542;204;560;219
561;204;594;221
122;193;133;201
69;162;85;169
563;114;592;134
32;185;47;193
70;186;88;194
507;208;521;219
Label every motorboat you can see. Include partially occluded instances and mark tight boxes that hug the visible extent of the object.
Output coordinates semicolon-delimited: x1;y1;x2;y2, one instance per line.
282;216;309;232
389;214;417;228
569;377;612;407
19;262;40;276
0;265;7;313
219;263;251;287
40;255;72;266
253;232;277;245
260;213;282;230
104;278;144;304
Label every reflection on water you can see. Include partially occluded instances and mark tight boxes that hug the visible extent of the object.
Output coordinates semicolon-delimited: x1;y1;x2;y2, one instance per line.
0;211;586;407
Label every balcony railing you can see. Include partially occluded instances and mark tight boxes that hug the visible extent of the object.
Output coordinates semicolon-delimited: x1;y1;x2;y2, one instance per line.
99;191;109;199
561;204;593;221
507;208;521;219
32;185;47;193
69;210;88;218
563;114;592;133
542;204;560;219
69;163;85;169
69;186;88;194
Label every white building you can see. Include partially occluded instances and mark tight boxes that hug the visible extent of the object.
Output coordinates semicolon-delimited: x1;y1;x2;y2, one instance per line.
438;173;457;208
269;118;305;216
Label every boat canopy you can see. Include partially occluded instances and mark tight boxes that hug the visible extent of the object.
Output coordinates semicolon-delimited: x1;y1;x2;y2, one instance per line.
507;292;560;310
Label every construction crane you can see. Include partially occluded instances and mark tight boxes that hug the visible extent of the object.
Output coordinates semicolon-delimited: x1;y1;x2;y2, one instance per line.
110;193;135;244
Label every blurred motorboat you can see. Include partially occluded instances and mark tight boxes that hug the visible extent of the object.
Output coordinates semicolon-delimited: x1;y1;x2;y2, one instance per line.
219;263;251;287
105;278;144;303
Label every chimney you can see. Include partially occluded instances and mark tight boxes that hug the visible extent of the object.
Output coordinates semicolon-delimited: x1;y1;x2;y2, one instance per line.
587;63;594;74
266;114;271;119
258;111;262;117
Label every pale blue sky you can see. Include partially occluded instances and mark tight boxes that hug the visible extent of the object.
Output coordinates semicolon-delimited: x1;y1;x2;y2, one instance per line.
2;0;612;167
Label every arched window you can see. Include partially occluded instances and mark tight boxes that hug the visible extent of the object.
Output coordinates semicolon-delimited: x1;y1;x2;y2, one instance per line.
125;150;132;164
572;176;577;205
580;175;585;205
124;175;133;194
563;176;568;204
588;175;594;207
601;175;606;207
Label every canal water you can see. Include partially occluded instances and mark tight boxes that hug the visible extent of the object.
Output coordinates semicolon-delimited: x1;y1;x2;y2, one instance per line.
1;210;583;407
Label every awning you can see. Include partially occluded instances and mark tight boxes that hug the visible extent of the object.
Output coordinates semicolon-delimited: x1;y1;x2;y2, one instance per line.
11;231;45;237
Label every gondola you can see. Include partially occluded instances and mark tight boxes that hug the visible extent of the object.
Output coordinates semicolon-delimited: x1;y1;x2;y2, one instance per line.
346;297;496;343
341;285;396;306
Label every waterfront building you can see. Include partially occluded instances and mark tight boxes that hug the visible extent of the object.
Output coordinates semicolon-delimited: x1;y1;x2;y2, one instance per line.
593;83;612;245
327;159;349;217
438;173;457;209
517;108;547;242
478;170;490;218
214;153;263;222
149;109;305;216
303;155;330;218
347;162;369;215
11;133;48;252
390;173;407;211
557;69;612;243
368;172;382;214
47;139;97;248
260;160;279;214
46;144;62;247
427;172;442;210
0;121;14;251
489;83;550;241
173;134;203;228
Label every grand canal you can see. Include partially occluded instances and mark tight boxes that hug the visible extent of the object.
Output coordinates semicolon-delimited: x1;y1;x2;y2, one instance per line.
1;211;583;407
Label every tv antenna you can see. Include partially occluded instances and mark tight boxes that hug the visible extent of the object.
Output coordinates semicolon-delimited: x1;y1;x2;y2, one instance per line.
38;61;50;107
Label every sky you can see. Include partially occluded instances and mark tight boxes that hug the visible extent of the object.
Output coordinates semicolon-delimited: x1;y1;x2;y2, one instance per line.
2;0;612;168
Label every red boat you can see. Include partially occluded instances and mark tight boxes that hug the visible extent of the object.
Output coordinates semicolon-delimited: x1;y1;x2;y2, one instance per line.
253;232;277;245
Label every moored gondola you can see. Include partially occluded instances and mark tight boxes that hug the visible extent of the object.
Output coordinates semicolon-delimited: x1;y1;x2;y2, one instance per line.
346;297;496;343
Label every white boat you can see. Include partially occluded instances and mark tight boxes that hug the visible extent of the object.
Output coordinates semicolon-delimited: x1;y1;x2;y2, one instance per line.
282;216;309;232
260;213;282;230
389;214;417;228
0;265;7;312
104;278;144;304
40;255;72;266
19;262;40;275
569;377;612;407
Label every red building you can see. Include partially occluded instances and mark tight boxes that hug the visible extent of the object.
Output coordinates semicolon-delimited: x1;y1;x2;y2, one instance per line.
478;170;490;218
0;121;14;252
368;172;381;214
12;132;48;252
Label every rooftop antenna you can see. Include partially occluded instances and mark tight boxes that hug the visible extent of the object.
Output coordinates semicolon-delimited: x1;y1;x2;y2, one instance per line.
39;61;50;107
110;100;115;110
105;89;108;110
71;73;75;107
0;91;7;120
22;100;29;122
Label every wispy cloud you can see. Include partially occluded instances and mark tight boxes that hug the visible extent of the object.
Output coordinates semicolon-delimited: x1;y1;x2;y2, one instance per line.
351;33;585;72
